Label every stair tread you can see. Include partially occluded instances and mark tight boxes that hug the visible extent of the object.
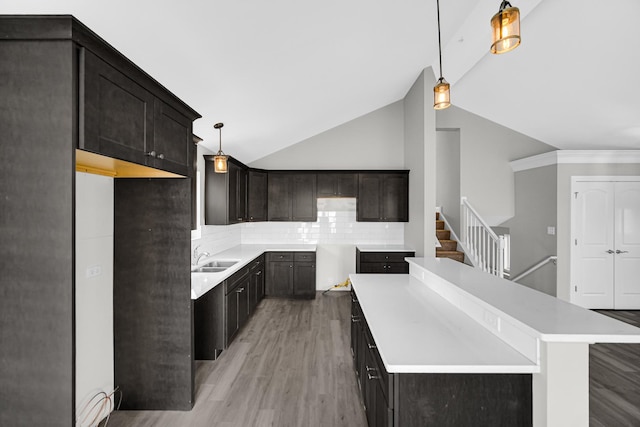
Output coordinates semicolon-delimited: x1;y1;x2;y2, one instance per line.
436;250;464;254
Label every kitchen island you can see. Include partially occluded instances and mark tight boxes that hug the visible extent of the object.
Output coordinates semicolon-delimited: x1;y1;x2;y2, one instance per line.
350;257;640;427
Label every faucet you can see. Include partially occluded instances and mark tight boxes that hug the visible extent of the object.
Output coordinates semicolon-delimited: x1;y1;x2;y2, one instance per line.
192;245;211;266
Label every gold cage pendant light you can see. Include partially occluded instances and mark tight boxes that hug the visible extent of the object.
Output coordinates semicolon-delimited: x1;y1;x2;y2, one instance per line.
491;1;521;54
433;0;450;110
213;122;228;173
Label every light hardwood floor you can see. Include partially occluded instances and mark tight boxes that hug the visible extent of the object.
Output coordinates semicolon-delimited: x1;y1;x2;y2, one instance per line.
590;310;640;427
105;298;640;426
106;292;368;427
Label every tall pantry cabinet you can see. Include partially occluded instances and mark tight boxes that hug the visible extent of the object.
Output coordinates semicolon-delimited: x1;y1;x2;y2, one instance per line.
0;16;200;426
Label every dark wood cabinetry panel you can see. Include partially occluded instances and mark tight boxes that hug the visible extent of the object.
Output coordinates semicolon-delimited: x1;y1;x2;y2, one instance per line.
265;252;316;299
153;99;192;176
357;172;409;222
267;173;293;221
292;174;317;221
356;250;415;274
225;269;250;347
249;255;265;313
194;283;224;360
204;157;247;224
266;259;295;297
83;49;153;166
247;170;268;221
114;178;193;410
317;173;357;197
293;261;316;298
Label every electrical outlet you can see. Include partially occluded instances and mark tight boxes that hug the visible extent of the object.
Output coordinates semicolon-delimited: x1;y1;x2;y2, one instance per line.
86;265;102;278
483;310;501;332
547;226;556;235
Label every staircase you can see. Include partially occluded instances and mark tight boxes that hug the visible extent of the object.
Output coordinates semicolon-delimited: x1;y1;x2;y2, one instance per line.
435;213;465;263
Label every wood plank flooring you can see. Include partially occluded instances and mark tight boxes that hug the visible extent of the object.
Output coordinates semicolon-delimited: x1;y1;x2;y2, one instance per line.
106;300;640;426
591;310;640;427
106;292;368;427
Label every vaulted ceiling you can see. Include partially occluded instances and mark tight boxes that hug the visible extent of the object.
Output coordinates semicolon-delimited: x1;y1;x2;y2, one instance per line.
7;0;640;161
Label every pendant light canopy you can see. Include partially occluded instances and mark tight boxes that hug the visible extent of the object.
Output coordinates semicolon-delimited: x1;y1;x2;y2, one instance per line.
213;122;228;173
491;1;521;54
433;0;450;110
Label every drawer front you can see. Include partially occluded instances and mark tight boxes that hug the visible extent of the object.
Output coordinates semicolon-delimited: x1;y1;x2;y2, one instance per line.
266;252;294;262
294;252;315;262
359;251;414;263
359;262;389;274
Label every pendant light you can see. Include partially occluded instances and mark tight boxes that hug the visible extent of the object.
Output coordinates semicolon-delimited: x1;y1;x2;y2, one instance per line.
491;1;521;54
433;0;450;110
213;122;228;173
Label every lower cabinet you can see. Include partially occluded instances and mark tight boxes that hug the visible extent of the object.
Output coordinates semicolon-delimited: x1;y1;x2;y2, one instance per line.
266;252;316;299
350;290;532;427
356;250;415;274
249;255;265;314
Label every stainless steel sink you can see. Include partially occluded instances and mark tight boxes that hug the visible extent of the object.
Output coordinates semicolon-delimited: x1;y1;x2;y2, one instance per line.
192;260;238;273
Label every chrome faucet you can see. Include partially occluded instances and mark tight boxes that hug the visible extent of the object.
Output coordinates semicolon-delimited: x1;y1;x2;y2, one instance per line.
192;245;211;266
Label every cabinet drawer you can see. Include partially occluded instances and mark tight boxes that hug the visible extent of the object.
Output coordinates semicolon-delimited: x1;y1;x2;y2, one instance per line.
294;252;315;262
359;251;413;263
266;252;294;262
225;267;250;294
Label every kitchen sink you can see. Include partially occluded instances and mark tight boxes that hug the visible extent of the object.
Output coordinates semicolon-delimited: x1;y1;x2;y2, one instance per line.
192;260;239;273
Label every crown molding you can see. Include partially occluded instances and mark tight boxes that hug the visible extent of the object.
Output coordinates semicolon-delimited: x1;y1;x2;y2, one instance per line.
510;150;640;172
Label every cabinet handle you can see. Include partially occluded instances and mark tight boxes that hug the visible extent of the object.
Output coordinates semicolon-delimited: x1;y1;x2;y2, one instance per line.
145;150;156;158
606;249;615;254
256;271;262;276
289;265;293;268
236;287;245;293
616;250;629;254
367;373;380;380
366;366;376;372
279;255;284;259
351;315;361;323
157;153;165;160
368;343;377;349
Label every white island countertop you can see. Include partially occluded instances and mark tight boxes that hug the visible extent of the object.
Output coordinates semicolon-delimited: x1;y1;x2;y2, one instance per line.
191;244;316;299
349;273;539;374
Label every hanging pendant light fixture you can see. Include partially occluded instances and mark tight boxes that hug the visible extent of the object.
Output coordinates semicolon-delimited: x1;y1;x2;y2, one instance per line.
491;1;521;54
433;0;450;110
213;122;228;173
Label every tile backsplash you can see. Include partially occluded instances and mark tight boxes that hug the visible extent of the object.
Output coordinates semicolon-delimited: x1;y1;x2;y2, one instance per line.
192;198;404;254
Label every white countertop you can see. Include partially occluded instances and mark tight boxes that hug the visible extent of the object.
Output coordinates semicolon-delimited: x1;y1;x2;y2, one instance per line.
409;257;640;344
356;244;415;252
349;273;539;374
191;244;316;299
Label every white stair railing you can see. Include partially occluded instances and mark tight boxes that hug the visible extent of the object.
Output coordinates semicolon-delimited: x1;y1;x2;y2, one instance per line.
460;197;507;278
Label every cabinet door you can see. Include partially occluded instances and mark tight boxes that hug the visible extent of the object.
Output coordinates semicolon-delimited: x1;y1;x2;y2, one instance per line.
247;170;267;221
381;174;409;222
266;261;294;296
292;174;317;221
194;284;224;360
357;174;382;221
227;161;241;223
293;261;316;298
153;99;191;176
237;277;249;330
267;173;292;220
317;174;338;197
83;50;154;166
336;173;357;197
225;291;239;346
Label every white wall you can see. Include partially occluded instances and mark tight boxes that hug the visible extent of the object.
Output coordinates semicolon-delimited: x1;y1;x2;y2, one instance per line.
436;105;556;225
249;101;405;170
436;129;461;234
75;172;114;410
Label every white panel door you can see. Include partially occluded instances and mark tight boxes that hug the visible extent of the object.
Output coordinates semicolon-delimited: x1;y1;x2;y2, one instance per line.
614;182;640;309
571;182;615;309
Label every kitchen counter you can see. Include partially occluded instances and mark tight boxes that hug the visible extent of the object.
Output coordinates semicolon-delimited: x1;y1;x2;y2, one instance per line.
356;244;414;252
191;244;316;299
349;274;538;374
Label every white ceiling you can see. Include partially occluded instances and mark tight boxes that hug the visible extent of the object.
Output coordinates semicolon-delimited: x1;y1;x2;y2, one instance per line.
7;0;640;161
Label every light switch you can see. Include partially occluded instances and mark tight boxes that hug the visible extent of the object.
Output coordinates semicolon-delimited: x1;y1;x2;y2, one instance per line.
547;226;556;235
86;265;102;278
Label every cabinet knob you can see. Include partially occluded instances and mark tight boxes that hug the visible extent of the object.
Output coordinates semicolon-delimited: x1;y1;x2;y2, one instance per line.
606;249;615;254
157;153;165;160
236;287;245;293
145;150;156;158
616;250;629;254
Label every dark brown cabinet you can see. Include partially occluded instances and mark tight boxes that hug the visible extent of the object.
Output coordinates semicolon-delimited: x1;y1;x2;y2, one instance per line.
356;250;415;274
267;173;317;221
249;255;265;314
265;252;316;299
317;173;357;197
225;268;250;347
357;172;409;222
83;50;193;176
247;170;268;221
204;157;248;225
351;290;533;427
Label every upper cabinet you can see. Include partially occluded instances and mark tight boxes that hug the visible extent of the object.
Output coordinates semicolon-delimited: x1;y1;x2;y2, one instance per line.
267;172;317;222
204;157;247;225
247;170;268;222
82;50;195;176
357;172;409;222
317;173;357;198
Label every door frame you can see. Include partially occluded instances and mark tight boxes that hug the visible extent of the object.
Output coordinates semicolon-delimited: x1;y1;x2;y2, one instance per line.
570;176;640;307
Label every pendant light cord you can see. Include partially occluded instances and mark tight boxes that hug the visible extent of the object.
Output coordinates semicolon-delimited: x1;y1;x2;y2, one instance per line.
436;0;444;80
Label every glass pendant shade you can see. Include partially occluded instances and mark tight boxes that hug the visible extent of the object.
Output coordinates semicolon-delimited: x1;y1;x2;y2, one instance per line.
433;78;451;110
491;3;520;54
213;153;228;173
